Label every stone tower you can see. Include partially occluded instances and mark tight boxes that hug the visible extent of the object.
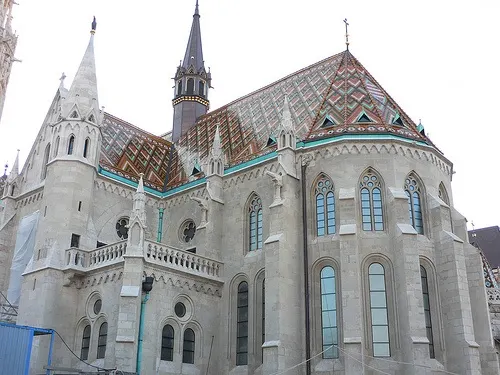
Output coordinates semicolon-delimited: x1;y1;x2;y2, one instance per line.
172;0;211;142
0;0;18;124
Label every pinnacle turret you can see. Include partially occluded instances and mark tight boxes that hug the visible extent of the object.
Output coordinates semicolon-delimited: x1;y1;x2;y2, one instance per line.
7;149;19;182
62;18;99;121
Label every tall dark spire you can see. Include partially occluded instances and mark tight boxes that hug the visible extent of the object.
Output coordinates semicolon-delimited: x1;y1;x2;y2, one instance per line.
172;0;212;143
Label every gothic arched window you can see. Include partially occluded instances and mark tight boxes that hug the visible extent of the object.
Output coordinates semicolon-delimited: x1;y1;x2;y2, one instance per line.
404;173;424;234
248;194;263;251
236;281;249;365
315;174;336;236
177;81;182;96
81;325;91;360
41;143;51;180
320;266;338;358
97;322;108;359
54;136;60;157
420;265;435;358
161;325;174;361
438;183;449;205
360;169;384;231
68;135;75;155
187;78;194;95
368;263;390;357
199;81;205;97
182;328;195;364
83;138;90;159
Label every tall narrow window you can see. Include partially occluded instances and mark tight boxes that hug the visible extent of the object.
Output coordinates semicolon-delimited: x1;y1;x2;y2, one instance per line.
161;325;174;361
369;263;390;357
236;281;249;365
315;174;336;236
41;143;51;180
68;135;75;155
97;322;108;359
360;169;384;231
83;138;90;159
182;329;195;364
199;81;205;97
405;174;424;234
54;136;60;157
320;266;338;358
177;80;182;96
81;325;91;360
249;195;263;251
420;266;435;358
187;78;194;95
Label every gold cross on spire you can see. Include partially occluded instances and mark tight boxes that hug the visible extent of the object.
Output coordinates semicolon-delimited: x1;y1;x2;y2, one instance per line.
344;18;350;50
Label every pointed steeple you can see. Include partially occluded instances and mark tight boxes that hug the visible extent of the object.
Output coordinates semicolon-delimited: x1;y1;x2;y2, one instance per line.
208;125;224;177
277;96;296;150
7;149;19;182
211;124;222;159
131;173;146;224
281;95;294;132
172;1;212;142
62;18;99;120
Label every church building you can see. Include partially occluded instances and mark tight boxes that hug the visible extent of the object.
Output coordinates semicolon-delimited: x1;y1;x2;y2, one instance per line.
0;2;498;375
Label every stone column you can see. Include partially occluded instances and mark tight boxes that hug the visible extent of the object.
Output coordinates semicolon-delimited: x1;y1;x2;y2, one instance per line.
337;187;364;375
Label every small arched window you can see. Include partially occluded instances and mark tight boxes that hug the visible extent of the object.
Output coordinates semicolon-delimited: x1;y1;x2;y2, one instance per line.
81;325;91;360
320;266;338;358
368;263;390;357
315;174;336;236
438;183;449;205
54;136;60;157
182;328;195;364
41;143;51;180
177;80;183;96
236;281;249;365
248;194;263;251
68;135;75;155
97;322;108;359
187;78;194;95
83;138;90;159
199;81;205;97
10;184;16;196
405;173;424;234
420;265;435;358
360;169;384;231
161;324;174;361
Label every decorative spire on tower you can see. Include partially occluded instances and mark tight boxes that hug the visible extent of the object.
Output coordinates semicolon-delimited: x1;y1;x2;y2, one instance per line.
343;18;350;50
172;0;212;143
7;149;19;182
277;96;296;150
62;17;100;121
208;124;224;176
131;173;146;225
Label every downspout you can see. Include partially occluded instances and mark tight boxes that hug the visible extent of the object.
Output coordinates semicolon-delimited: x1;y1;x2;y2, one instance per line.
157;208;164;242
136;292;150;374
301;162;311;375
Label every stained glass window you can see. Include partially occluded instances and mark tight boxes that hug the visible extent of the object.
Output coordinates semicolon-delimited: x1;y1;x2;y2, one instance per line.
83;138;90;159
320;266;338;358
236;282;249;365
315;175;336;236
249;195;263;251
369;263;390;357
360;170;384;231
161;325;174;361
405;174;424;234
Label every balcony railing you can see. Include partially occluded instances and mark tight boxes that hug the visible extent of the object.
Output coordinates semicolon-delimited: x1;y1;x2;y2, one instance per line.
145;240;223;278
65;241;127;269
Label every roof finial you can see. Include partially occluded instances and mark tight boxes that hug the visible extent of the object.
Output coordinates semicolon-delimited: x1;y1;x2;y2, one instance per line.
59;72;66;89
91;16;97;34
343;18;349;50
195;0;199;16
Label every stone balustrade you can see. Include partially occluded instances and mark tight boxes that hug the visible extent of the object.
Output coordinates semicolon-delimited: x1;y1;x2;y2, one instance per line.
145;240;223;278
65;241;127;269
487;288;500;304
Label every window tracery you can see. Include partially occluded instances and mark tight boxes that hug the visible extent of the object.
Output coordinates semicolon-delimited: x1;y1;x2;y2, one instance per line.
360;169;384;231
248;195;263;251
315;174;336;236
405;174;424;234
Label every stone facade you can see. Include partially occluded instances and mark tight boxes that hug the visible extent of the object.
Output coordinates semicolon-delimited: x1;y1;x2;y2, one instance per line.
0;0;17;124
0;5;499;375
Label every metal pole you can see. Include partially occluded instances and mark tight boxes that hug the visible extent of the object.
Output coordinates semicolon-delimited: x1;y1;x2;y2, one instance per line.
46;330;55;375
136;293;150;374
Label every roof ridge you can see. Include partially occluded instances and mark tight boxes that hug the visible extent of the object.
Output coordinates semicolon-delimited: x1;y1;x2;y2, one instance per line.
305;51;349;139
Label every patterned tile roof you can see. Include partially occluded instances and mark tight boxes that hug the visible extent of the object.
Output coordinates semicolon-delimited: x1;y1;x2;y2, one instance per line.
99;50;434;191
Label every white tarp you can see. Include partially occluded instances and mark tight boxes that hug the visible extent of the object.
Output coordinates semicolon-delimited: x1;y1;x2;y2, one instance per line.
6;210;40;306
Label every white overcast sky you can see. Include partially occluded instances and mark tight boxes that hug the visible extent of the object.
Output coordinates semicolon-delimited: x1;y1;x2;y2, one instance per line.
0;0;498;229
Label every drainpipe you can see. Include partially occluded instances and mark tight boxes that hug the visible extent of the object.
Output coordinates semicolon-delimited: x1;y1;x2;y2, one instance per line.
157;208;164;242
301;162;311;375
136;276;154;374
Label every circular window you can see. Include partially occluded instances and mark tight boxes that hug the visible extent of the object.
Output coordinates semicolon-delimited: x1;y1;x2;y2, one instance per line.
180;220;196;243
116;217;129;239
175;302;186;318
93;299;102;315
